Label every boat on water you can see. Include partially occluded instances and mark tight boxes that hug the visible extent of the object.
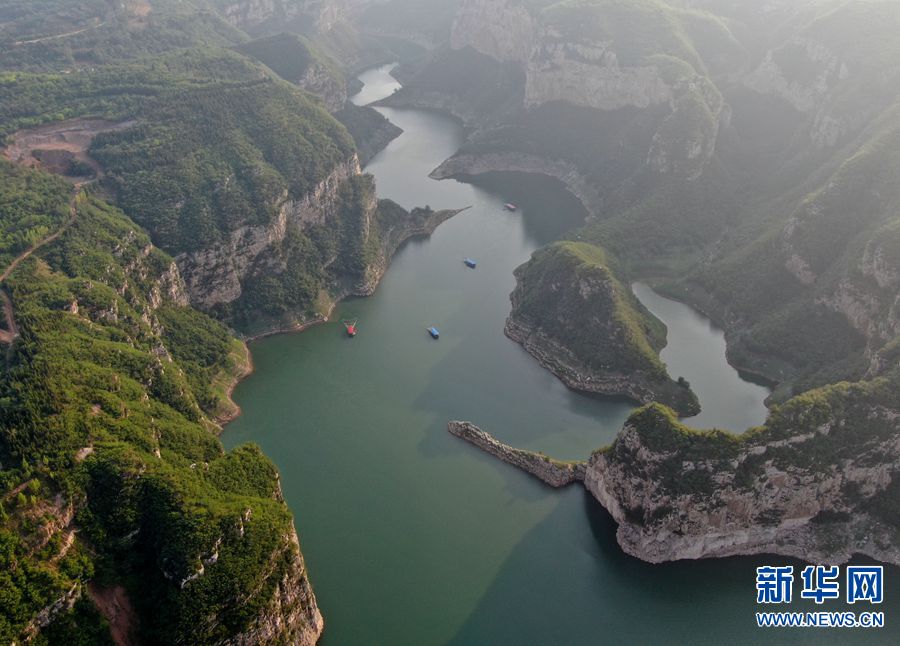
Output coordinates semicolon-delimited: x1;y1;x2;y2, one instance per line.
342;319;358;337
427;327;440;339
464;258;477;268
504;203;517;212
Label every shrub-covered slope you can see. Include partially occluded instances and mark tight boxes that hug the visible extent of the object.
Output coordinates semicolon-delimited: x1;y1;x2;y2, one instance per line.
506;242;699;415
0;162;321;643
0;0;246;71
0;46;403;331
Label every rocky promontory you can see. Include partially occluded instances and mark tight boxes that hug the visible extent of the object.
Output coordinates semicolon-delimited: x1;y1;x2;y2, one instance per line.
448;421;585;487
585;397;900;565
506;242;700;416
452;381;900;567
348;202;469;298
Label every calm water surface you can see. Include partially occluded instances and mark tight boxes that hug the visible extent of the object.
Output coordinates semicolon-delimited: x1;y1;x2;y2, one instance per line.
632;283;771;431
224;64;898;645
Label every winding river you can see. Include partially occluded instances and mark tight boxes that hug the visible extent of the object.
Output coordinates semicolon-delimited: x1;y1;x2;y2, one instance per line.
224;65;897;644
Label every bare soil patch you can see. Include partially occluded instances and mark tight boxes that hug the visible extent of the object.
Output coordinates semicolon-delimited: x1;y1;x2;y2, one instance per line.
88;583;138;646
3;118;136;180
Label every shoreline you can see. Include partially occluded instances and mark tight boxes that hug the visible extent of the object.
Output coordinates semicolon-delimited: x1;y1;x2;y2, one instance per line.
448;421;586;488
215;206;470;430
214;302;336;430
428;150;783;403
213;340;255;428
244;313;330;344
641;278;783;392
503;316;701;418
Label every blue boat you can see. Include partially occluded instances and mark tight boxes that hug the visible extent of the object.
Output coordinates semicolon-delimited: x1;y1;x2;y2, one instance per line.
464;258;477;268
427;327;440;339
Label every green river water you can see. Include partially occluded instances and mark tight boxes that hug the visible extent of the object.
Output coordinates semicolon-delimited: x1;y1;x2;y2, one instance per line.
223;65;898;645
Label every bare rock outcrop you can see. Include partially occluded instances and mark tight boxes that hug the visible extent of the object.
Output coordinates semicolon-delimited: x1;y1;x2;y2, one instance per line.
218;0;347;33
525;41;671;111
440;0;726;179
225;524;324;646
585;402;900;565
448;421;585;487
176;156;362;309
298;61;347;113
451;0;535;63
450;387;900;567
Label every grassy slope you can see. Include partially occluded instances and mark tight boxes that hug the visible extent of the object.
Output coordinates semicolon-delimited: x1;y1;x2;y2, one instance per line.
512;241;668;376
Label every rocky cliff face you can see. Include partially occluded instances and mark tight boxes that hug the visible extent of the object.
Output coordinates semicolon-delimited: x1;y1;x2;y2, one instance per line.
584;400;900;565
450;0;534;62
298;61;347;112
743;35;869;149
742;1;900;150
773;109;900;362
354;204;465;298
176;156;361;310
745;37;848;116
526;44;668;111
441;0;727;179
225;524;324;646
817;278;900;356
459;391;900;567
218;0;347;33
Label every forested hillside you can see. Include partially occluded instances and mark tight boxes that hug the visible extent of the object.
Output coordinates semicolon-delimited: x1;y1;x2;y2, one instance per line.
0;162;322;643
506;242;699;414
0;6;409;332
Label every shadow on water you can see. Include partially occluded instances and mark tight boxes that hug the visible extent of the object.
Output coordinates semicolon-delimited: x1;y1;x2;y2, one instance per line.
449;489;900;646
463;172;589;247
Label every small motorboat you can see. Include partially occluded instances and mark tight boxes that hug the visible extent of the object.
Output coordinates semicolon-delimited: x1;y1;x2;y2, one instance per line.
504;203;517;212
464;258;477;268
342;319;358;337
427;327;440;339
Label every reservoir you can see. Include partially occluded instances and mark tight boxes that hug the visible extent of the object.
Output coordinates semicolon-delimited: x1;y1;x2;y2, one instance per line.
224;65;898;644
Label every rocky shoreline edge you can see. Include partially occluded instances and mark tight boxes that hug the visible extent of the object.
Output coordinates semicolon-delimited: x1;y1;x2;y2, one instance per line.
504;316;700;416
448;421;585;487
429;152;603;221
449;408;900;567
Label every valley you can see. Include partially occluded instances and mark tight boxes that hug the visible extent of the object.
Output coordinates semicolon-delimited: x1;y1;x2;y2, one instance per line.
1;1;899;643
